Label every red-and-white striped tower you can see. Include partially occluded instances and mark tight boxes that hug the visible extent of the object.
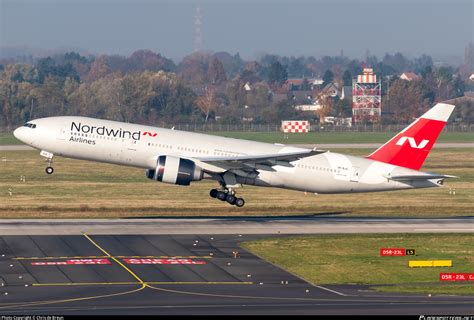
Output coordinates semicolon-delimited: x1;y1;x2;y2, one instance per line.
352;68;381;123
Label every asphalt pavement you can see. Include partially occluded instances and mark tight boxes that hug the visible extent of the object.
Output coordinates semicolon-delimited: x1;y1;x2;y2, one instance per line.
0;234;472;315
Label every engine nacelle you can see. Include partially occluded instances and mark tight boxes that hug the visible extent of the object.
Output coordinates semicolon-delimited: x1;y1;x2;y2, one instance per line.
146;155;203;186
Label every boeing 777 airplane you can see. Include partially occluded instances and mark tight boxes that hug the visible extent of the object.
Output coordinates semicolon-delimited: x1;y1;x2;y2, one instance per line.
13;103;456;207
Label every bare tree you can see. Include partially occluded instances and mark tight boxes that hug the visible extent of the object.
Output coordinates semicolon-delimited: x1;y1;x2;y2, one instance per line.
313;89;334;124
195;86;217;122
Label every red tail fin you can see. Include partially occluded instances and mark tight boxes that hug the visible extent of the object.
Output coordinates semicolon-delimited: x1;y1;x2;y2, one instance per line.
367;103;455;170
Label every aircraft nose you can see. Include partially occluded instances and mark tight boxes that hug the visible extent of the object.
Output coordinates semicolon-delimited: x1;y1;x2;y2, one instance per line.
13;127;21;139
13;127;26;143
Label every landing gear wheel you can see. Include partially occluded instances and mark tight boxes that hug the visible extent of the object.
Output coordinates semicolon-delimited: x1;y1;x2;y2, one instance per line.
216;191;227;201
225;194;236;205
209;189;218;198
41;151;55;175
235;198;245;207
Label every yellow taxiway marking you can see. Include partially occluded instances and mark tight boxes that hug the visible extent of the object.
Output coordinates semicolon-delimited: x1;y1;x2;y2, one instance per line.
15;255;212;260
2;235;473;310
32;281;253;286
0;234;254;311
2;283;471;309
82;233;145;284
0;284;146;310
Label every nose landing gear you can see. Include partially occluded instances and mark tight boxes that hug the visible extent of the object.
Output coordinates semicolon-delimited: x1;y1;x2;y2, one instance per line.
209;188;245;207
40;150;54;175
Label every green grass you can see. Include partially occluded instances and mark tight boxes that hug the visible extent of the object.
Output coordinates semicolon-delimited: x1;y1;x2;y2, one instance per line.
0;133;21;145
1;131;473;145
0;148;472;218
241;234;474;295
204;131;474;144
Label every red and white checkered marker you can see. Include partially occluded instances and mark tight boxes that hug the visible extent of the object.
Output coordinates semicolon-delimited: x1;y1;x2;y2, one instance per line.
281;121;310;133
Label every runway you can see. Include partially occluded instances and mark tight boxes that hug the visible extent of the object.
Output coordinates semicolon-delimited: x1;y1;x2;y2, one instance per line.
0;217;472;235
0;234;472;315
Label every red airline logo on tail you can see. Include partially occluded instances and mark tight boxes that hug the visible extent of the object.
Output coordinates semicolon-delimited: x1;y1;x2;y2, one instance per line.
367;103;455;170
395;137;430;149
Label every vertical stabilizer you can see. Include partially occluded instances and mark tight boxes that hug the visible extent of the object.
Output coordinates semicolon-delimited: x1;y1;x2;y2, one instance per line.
367;103;455;170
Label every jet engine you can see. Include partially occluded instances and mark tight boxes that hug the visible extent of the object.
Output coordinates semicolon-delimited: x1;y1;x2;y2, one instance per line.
146;155;203;186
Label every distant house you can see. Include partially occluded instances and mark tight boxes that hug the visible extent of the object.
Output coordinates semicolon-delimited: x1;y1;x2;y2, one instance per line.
321;83;339;97
312;78;324;86
243;82;252;91
295;104;321;112
400;72;421;81
286;78;323;91
291;91;314;103
469;74;474;81
291;91;319;112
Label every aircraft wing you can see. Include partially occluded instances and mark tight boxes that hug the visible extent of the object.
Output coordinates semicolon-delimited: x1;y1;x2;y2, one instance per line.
190;148;326;173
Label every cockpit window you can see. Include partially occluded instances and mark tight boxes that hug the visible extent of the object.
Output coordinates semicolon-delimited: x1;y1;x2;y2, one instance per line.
23;123;36;128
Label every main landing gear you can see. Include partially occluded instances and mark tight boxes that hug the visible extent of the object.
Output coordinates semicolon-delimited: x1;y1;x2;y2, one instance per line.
209;188;245;207
40;150;54;175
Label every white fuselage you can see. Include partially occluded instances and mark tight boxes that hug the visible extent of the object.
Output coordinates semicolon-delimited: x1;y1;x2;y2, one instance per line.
13;116;440;194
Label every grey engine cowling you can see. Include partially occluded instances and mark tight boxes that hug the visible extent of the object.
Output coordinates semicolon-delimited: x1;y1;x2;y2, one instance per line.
146;155;203;185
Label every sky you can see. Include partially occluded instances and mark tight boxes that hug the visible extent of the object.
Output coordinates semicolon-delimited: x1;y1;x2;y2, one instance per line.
1;0;473;62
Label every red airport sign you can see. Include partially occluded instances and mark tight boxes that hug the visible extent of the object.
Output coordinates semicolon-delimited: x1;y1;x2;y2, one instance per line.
123;258;206;265
31;259;111;266
380;248;405;256
440;273;468;281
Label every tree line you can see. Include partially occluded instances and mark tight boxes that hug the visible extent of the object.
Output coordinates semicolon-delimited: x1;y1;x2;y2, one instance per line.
1;46;473;128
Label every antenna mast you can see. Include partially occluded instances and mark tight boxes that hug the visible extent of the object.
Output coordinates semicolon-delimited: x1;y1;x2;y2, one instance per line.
194;5;203;52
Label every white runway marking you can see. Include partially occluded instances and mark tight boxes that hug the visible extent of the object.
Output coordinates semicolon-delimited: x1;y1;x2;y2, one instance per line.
313;285;347;296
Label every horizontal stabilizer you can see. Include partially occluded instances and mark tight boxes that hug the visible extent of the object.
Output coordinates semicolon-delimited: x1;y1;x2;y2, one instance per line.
383;174;458;181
